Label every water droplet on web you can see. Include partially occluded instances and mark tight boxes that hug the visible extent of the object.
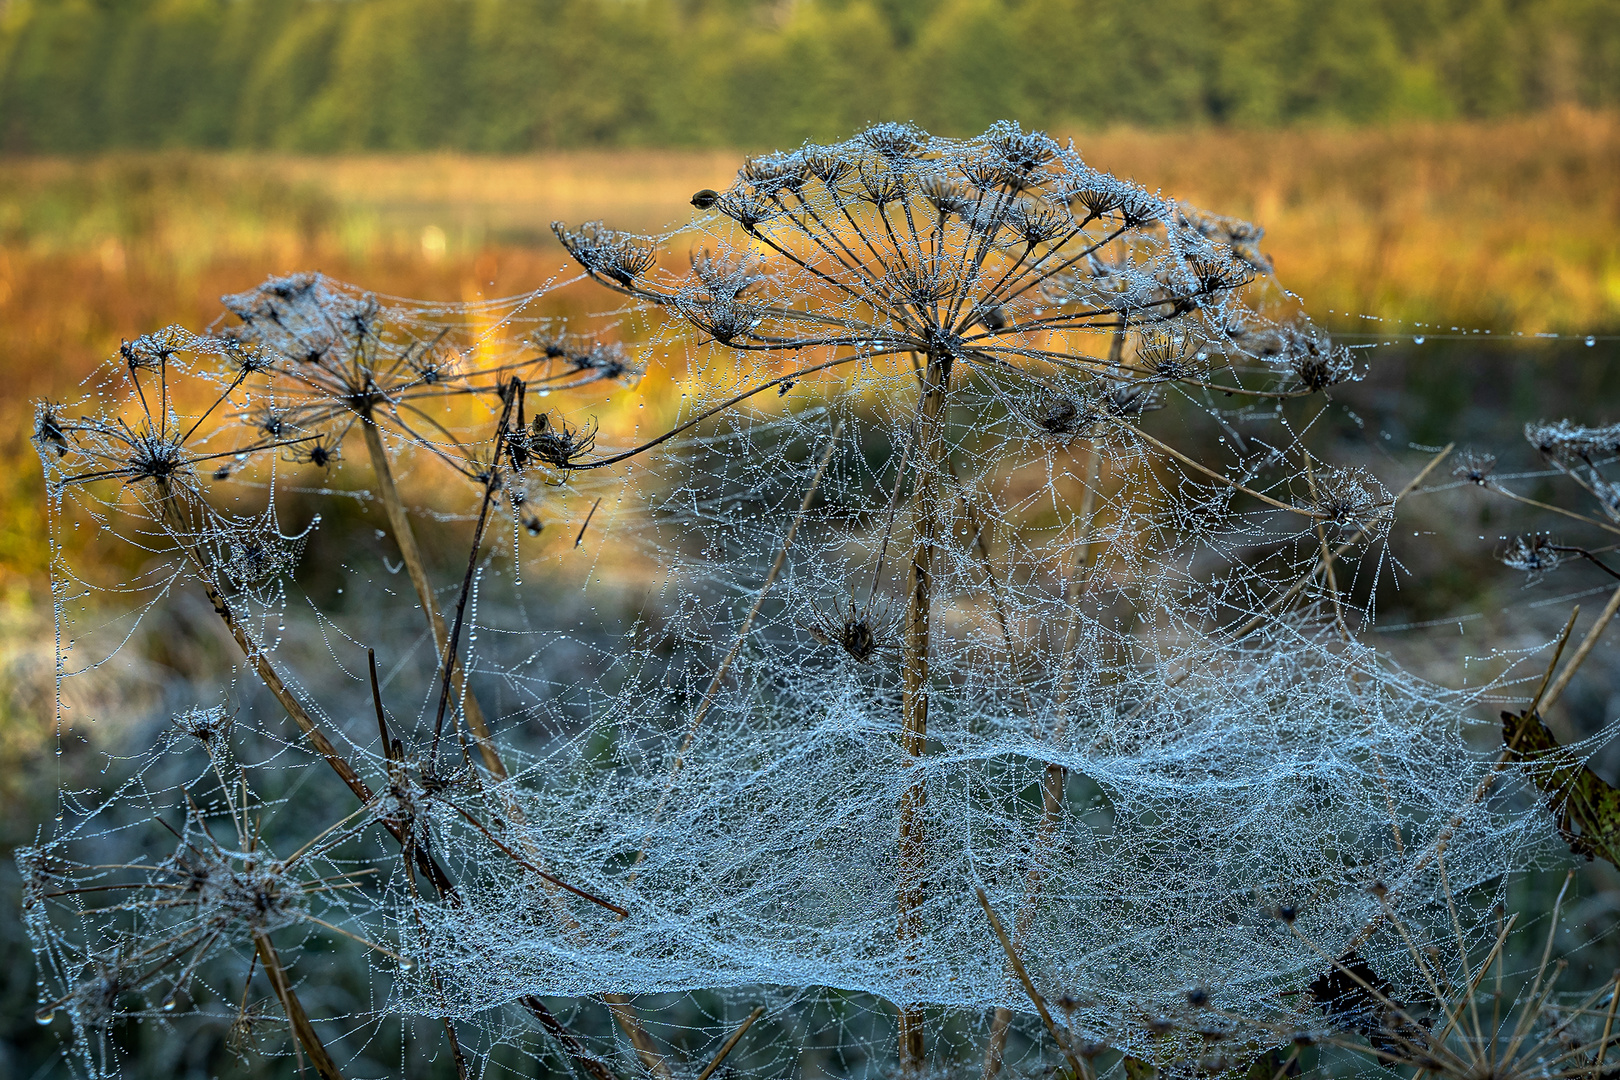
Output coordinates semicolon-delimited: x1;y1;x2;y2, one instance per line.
1587;336;1597;347
161;996;177;1012
35;1007;55;1025
1412;336;1424;345
398;957;414;972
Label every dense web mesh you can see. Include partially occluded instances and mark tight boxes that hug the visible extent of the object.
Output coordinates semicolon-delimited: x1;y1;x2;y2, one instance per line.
23;123;1568;1080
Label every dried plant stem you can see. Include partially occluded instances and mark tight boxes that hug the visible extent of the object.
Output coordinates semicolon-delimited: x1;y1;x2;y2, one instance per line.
1541;582;1620;713
361;415;505;779
897;348;952;1073
254;932;344;1080
695;1006;765;1080
1487;483;1620;539
521;996;619;1080
975;887;1086;1080
603;996;673;1079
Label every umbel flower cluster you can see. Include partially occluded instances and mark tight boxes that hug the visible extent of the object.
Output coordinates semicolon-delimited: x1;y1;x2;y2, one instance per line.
24;123;1571;1080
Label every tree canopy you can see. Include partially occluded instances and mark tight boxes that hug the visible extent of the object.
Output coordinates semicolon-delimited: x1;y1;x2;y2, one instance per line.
1;0;1616;152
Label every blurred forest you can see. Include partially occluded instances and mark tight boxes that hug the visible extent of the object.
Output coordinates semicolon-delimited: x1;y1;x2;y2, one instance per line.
3;0;1620;152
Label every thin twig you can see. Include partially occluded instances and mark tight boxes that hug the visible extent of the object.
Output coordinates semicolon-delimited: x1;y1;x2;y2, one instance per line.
431;382;521;761
974;887;1086;1080
695;1006;765;1080
254;933;345;1080
1541;583;1620;713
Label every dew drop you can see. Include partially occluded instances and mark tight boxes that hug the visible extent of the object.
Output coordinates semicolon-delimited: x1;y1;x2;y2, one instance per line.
1412;336;1424;345
161;997;177;1012
1587;336;1597;347
35;1007;55;1025
398;957;414;972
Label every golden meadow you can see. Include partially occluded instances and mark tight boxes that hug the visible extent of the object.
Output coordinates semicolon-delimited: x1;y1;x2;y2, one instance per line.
2;108;1617;599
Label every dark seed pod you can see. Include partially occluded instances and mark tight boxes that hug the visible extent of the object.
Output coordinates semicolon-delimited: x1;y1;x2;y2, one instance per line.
691;189;720;210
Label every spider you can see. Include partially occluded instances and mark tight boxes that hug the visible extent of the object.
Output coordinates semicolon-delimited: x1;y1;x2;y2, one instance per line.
285;433;340;469
808;594;900;664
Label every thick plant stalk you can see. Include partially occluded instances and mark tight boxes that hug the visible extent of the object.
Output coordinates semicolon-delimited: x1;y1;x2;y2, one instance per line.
361;415;505;779
255;933;345;1080
897;347;952;1073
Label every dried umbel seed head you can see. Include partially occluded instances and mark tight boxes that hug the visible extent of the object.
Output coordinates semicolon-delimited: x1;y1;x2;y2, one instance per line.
522;413;597;471
1188;254;1255;298
1310;467;1390;530
1525;419;1620;462
740;153;808;191
1067;182;1124;221
1501;533;1561;576
288;433;340;470
858;121;926;159
551;221;658;286
809;599;898;664
715;190;783;232
33;402;68;457
985;122;1058;174
1287;332;1355;392
920;174;970;218
1031;393;1088;436
120;328;185;373
1137;332;1194;380
127;426;189;483
172;706;233;744
1453;450;1497;486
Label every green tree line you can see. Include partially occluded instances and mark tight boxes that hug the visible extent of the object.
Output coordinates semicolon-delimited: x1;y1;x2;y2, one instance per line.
1;0;1617;152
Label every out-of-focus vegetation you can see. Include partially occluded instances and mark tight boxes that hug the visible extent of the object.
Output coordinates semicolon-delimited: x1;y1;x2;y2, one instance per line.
2;0;1619;152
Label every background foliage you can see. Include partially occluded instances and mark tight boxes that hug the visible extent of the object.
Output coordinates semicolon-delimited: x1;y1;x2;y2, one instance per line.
3;0;1620;152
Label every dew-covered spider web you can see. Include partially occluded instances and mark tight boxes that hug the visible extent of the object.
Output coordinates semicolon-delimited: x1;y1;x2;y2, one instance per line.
23;123;1574;1080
